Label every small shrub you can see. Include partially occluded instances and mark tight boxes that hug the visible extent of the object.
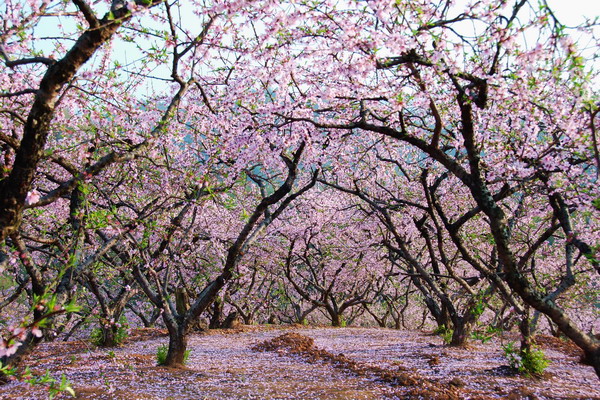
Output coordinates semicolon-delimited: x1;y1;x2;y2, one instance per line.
470;326;502;344
521;347;550;375
502;341;550;376
0;361;17;380
433;325;453;344
90;327;102;345
503;341;520;368
2;363;75;398
156;344;191;365
90;315;129;346
156;344;168;365
22;369;75;399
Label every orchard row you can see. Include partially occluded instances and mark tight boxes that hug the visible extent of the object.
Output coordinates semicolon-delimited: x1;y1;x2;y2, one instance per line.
0;0;598;380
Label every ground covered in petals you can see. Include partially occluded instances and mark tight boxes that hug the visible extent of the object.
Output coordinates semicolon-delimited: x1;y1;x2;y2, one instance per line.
2;326;598;399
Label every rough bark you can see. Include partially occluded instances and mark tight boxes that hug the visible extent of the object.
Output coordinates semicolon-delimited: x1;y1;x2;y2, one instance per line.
208;297;224;329
329;311;342;327
163;323;188;368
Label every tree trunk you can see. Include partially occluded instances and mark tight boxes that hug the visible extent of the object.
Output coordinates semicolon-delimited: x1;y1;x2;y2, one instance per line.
450;323;467;346
292;304;307;324
330;312;342;327
450;303;480;346
100;325;118;347
176;287;190;315
242;314;253;325
209;297;223;329
164;324;188;368
438;304;452;331
222;311;239;329
519;310;534;354
585;347;600;378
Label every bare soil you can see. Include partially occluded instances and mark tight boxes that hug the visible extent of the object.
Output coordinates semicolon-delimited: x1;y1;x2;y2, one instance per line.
1;326;599;399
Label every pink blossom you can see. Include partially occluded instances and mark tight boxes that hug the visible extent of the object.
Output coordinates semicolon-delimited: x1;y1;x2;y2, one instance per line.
0;337;21;358
25;190;40;206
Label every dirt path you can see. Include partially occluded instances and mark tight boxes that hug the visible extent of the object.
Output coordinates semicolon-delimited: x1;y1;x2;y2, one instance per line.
306;328;599;399
1;327;599;399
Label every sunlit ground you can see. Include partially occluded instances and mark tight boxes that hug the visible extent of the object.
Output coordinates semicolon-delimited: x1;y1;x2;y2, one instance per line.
2;326;598;400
